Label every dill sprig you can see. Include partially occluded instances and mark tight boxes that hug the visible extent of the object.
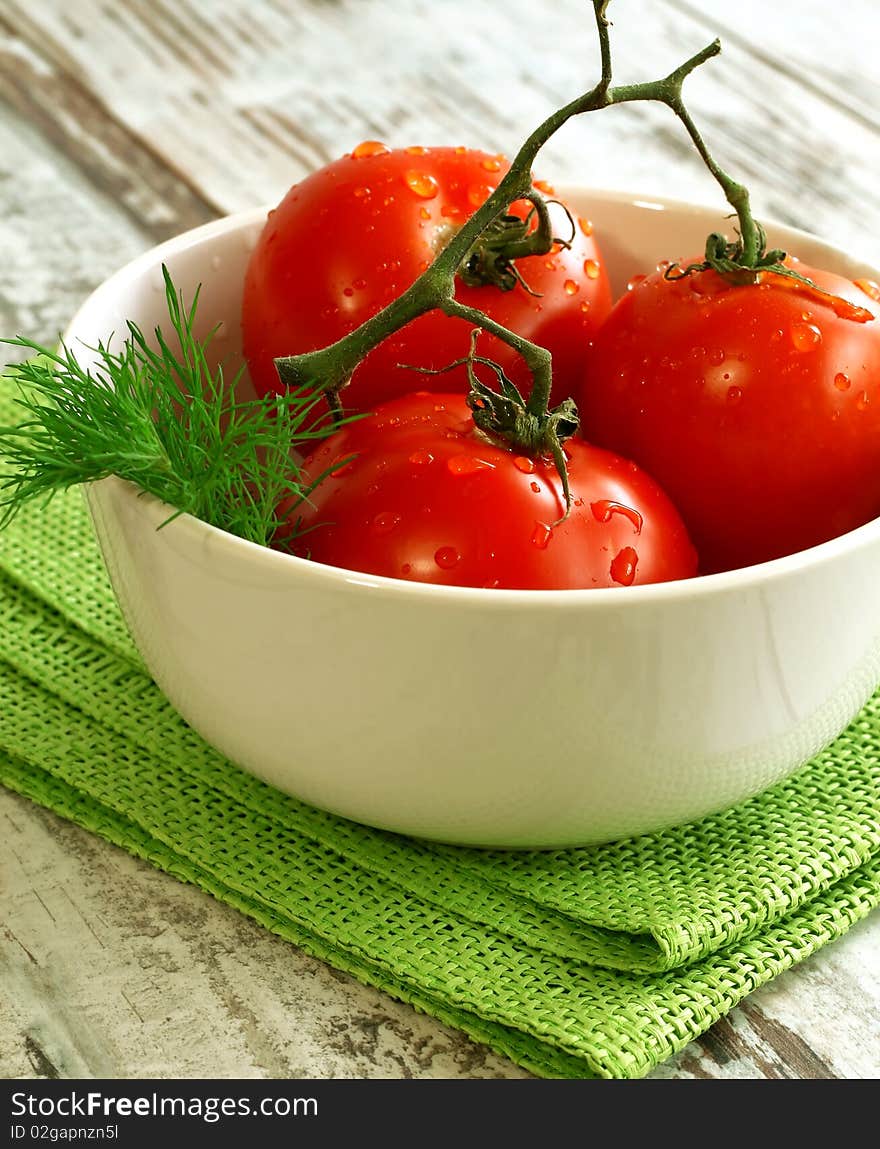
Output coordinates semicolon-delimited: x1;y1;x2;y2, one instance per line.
0;266;342;547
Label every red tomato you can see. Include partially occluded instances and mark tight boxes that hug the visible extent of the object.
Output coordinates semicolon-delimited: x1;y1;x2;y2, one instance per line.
242;144;611;413
579;264;880;574
281;392;697;590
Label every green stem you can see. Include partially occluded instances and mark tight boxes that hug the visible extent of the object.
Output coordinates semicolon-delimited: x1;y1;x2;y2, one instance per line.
487;193;556;263
667;96;761;266
609;44;769;267
459;191;566;292
440;299;553;416
596;0;613;96
274;1;721;400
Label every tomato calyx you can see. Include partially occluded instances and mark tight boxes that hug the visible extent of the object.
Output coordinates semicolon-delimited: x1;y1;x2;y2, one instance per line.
665;225;789;287
664;229;875;322
458;190;572;294
468;375;579;521
419;328;578;521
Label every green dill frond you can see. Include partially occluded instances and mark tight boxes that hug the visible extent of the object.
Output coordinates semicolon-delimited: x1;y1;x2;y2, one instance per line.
0;265;340;547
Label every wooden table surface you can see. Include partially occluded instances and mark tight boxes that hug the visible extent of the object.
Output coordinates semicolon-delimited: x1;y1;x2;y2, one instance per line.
3;0;880;1080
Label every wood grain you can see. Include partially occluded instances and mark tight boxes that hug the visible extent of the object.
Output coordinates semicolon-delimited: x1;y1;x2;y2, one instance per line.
5;0;880;258
0;791;528;1079
2;0;880;1081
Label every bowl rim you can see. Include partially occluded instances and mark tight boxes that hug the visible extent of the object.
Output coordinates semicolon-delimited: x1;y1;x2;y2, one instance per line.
89;467;880;611
70;186;880;611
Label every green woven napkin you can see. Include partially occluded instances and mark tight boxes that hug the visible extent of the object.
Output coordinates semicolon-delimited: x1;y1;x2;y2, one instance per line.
2;376;880;1078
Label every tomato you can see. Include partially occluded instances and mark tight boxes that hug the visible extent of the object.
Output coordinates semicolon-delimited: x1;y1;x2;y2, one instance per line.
242;144;612;414
281;392;697;590
578;264;880;574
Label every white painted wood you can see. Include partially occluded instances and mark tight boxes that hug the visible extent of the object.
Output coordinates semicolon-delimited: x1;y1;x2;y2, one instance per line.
4;0;880;260
2;0;880;1080
1;791;528;1078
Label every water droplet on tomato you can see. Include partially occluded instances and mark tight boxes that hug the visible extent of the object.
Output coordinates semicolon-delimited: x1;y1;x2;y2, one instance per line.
353;277;367;290
433;402;446;412
578;217;593;236
434;546;460;569
531;522;552;549
530;481;541;493
447;454;494;476
353;186;371;198
482;157;502;172
590;500;643;534
454;146;467;155
544;259;557;271
409;449;434;465
610;546;638;586
352;140;390;158
790;322;822;351
856;391;870;411
343;286;354;297
708;348;725;365
401;563;412;575
404;170;439;199
467;184;492;207
727;385;743;403
834;372;851;391
564;279;579;295
854;278;880;303
513;456;535;474
372;512;401;534
405;145;428;155
584;259;601;280
580;301;591;314
441;204;463;218
532;178;555;195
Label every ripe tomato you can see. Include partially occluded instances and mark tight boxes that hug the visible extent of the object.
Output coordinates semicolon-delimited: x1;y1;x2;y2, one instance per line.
242;145;611;413
579;264;880;574
281;392;697;590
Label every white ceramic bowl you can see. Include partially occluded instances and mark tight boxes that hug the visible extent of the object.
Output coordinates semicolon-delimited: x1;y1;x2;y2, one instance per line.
70;188;880;848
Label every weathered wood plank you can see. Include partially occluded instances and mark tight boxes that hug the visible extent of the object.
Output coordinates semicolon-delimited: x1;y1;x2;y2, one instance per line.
668;0;880;128
5;0;880;264
0;790;528;1079
0;10;220;240
0;104;155;355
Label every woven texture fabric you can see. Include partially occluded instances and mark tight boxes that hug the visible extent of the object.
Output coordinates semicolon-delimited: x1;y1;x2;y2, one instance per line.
2;375;880;1078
